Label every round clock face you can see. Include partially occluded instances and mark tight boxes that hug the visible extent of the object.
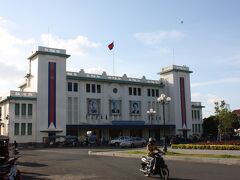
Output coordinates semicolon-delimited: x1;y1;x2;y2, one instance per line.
113;88;118;94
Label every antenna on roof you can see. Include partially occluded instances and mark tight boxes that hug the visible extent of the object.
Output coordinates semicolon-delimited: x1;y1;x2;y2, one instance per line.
48;26;50;48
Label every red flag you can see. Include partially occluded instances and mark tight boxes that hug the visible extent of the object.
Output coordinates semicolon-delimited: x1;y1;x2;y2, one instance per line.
108;42;114;50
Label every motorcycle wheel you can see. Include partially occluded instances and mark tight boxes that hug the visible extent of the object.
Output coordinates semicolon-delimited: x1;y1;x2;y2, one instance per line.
144;172;150;177
16;170;22;180
160;166;169;180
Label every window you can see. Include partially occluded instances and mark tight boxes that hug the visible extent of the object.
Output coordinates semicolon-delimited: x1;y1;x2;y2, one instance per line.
152;89;155;97
192;124;194;133
129;87;132;95
68;82;72;91
21;104;26;116
73;83;78;92
14;123;19;135
192;110;194;119
97;85;101;93
15;103;20;116
68;97;72;124
197;110;200;119
113;88;118;94
92;84;96;93
198;124;201;132
73;97;78;124
138;88;141;96
156;89;159;97
147;89;151;96
21;123;26;135
28;104;32;116
86;84;90;93
27;123;32;135
133;88;137;96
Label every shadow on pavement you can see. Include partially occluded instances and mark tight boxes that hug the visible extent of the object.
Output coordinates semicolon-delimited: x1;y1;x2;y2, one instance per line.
170;178;194;180
21;172;50;180
18;161;48;167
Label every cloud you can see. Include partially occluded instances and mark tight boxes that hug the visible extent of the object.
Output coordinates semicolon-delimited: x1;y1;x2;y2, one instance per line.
0;16;104;97
40;34;101;56
0;17;35;70
191;77;240;88
0;62;25;97
133;30;184;45
0;17;11;26
206;94;223;105
84;67;106;74
191;92;201;99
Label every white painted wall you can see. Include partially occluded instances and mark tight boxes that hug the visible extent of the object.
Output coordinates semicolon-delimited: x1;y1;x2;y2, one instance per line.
35;54;67;142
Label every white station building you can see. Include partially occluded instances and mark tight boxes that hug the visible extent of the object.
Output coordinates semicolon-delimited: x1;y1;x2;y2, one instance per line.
0;46;203;144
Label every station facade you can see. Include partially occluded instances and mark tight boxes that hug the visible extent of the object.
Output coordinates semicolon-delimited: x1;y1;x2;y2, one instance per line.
0;46;203;143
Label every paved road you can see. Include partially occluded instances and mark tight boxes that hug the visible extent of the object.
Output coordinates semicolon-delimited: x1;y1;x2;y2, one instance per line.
18;148;240;180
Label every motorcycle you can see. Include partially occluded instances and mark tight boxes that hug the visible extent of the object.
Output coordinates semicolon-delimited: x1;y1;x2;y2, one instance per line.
0;136;21;180
0;156;21;180
13;148;20;156
140;152;169;179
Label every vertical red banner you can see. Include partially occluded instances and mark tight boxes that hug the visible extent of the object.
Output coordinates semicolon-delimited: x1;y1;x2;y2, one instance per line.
48;62;56;128
180;77;187;127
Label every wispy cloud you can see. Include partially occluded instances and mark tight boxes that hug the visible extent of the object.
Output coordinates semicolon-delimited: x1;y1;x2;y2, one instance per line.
191;92;224;118
0;17;11;26
206;94;223;104
133;30;184;45
0;16;102;97
41;34;101;56
191;77;240;88
85;67;106;74
191;92;201;99
0;17;35;69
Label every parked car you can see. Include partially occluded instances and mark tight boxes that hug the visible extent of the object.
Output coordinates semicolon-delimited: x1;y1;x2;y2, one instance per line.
64;136;79;147
109;136;130;147
120;137;147;148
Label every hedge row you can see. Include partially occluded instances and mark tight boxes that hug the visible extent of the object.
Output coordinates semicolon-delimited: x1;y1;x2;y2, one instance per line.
171;144;240;150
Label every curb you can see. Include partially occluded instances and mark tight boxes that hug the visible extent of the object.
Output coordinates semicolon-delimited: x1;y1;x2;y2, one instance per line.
88;151;240;165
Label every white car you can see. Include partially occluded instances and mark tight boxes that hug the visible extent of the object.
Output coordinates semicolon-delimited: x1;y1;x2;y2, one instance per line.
120;137;147;148
109;136;130;147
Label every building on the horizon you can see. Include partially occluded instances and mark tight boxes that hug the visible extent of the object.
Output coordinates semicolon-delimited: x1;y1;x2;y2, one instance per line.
0;46;204;144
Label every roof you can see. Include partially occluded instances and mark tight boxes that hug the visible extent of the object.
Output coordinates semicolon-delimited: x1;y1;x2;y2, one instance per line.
233;109;240;116
28;46;70;60
67;71;165;87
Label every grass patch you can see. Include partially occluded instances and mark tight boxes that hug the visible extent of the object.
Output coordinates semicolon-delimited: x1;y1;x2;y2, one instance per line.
122;150;240;159
124;150;147;155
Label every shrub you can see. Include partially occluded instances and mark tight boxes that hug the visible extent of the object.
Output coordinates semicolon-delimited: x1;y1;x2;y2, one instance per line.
171;144;240;150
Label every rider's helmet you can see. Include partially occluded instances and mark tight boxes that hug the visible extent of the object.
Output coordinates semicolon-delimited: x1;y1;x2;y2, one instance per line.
148;137;156;144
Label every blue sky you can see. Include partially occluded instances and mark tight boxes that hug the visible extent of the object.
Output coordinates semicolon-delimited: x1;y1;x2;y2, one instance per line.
0;0;240;117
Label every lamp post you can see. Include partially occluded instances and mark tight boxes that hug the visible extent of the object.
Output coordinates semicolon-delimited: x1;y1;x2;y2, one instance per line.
157;94;171;152
147;108;156;138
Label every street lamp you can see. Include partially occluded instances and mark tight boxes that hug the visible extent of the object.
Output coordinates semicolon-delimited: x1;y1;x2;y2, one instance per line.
157;93;171;152
147;108;156;138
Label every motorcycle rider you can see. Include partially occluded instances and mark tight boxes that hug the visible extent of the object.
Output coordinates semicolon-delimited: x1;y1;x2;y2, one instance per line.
147;137;164;173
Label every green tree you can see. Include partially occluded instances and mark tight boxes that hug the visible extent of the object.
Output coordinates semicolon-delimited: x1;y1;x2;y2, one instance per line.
214;100;235;140
202;115;218;137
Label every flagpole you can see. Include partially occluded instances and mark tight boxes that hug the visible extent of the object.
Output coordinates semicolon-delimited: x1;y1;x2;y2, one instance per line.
113;44;115;76
172;48;175;65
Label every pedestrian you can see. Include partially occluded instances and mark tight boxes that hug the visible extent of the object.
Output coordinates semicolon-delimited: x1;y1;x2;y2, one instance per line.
14;140;18;149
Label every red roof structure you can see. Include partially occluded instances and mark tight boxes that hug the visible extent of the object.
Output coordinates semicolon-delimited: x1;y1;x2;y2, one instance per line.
232;109;240;117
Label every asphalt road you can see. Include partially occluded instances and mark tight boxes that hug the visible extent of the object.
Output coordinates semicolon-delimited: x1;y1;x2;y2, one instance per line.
17;148;240;180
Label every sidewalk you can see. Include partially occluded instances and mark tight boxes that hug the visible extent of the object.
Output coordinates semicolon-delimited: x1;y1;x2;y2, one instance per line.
88;147;240;165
